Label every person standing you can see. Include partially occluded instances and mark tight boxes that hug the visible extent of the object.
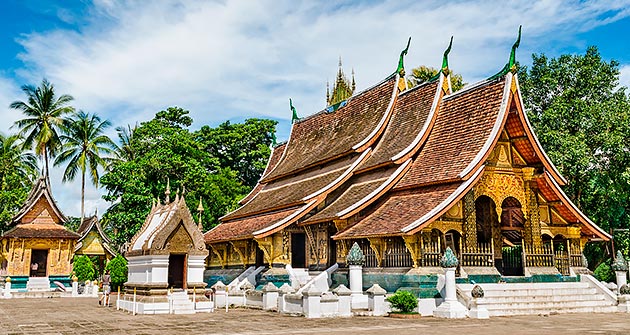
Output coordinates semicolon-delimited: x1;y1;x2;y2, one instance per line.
102;270;111;307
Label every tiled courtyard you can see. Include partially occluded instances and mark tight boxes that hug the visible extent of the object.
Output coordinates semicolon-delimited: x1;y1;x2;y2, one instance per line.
1;296;630;335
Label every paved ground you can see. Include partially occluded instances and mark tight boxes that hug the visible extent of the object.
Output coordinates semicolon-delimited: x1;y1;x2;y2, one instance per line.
1;296;630;335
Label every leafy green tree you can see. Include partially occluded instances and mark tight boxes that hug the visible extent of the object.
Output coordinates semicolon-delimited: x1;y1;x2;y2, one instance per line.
54;111;116;222
0;133;38;230
194;119;277;187
10;79;74;177
101;107;260;247
105;254;128;290
407;65;466;91
72;255;96;282
519;46;630;267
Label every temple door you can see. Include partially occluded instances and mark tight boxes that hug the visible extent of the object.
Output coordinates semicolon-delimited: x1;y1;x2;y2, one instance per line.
30;249;48;277
291;233;306;268
168;254;186;289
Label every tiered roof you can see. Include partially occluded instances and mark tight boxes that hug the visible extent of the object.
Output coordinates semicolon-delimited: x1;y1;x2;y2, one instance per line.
205;34;609;245
1;175;79;240
75;215;116;256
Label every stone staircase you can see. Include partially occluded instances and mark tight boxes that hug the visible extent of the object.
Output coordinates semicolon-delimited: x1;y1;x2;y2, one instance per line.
169;291;194;314
457;281;618;316
26;277;51;292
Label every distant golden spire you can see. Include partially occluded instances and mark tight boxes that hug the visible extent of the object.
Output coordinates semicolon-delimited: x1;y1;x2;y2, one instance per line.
327;56;355;106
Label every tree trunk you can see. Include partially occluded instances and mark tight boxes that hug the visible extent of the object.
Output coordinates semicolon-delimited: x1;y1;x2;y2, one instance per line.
43;146;49;178
80;167;85;225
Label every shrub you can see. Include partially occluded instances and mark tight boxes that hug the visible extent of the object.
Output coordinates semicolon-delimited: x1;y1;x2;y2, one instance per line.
386;290;418;313
594;261;615;283
72;255;96;282
105;255;128;290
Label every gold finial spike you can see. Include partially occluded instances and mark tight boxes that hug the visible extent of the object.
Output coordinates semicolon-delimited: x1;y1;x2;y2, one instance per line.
197;197;204;231
197;197;204;212
165;178;171;203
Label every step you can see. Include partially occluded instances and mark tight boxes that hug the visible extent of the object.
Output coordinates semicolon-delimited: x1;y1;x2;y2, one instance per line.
476;293;607;304
459;282;590;290
482;299;613;311
488;305;618;316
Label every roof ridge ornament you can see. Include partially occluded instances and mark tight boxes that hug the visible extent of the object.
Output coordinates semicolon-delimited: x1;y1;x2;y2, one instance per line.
396;37;411;76
429;36;454;82
290;98;299;123
488;25;522;80
165;178;171;203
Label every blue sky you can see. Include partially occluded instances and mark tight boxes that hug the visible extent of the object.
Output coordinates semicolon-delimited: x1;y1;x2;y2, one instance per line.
0;0;629;217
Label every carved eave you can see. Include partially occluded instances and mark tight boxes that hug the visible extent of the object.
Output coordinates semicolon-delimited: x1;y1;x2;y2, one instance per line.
511;75;567;185
540;172;610;240
75;216;116;256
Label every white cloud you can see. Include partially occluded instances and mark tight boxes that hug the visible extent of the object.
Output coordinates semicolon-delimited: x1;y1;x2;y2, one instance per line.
4;0;630;217
0;76;22;135
620;65;630;89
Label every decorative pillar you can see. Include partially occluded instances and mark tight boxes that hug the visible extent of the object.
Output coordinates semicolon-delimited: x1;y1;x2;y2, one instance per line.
468;285;489;319
262;282;279;311
613;251;628;294
302;285;322;318
71;275;78;297
277;283;294;313
523;168;542;248
366;284;387;316
3;277;11;299
434;247;467;318
333;284;352;317
346;242;364;297
463;191;478;247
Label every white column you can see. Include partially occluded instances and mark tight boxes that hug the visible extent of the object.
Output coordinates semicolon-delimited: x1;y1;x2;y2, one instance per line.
333;284;352;317
366;284;387;316
3;279;12;299
71;280;78;297
349;265;363;295
433;267;467;318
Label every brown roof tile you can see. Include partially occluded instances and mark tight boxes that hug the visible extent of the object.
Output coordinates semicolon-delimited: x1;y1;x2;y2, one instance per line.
205;207;301;243
334;183;461;239
302;168;397;224
395;78;506;189
239;143;288;205
263;77;396;180
361;81;438;169
222;155;357;220
2;224;80;239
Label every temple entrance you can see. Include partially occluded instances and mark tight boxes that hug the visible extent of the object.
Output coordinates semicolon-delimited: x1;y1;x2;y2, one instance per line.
291;233;306;268
499;197;525;276
30;249;48;277
476;196;501;269
168;254;186;289
255;247;265;267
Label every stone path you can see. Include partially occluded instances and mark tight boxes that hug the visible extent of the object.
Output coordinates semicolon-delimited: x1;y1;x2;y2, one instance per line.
1;296;630;334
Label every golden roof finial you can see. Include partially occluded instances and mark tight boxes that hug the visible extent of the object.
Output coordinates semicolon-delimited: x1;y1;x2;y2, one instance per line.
197;197;204;231
165;178;171;203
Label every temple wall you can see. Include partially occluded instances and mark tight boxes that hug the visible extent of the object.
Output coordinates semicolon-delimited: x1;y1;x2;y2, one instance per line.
3;238;74;276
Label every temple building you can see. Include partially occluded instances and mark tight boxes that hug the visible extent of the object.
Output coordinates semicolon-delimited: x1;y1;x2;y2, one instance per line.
74;214;116;274
0;176;79;289
204;33;609;288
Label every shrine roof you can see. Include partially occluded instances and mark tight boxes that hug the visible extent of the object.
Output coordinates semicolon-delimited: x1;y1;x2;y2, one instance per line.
395;77;507;189
205;206;302;243
360;80;439;169
2;223;80;239
262;76;397;181
12;175;67;224
222;153;361;221
75;215;116;255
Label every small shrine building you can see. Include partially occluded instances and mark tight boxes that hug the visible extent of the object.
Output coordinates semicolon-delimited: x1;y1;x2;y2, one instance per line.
0;176;79;289
204;33;610;286
125;188;208;295
74;214;116;273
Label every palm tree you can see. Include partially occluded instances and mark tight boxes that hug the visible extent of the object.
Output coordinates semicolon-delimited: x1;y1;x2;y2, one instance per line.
0;133;38;188
54;111;116;222
10;79;74;178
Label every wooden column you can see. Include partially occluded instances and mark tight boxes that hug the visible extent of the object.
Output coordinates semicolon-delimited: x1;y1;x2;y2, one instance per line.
463;191;478;248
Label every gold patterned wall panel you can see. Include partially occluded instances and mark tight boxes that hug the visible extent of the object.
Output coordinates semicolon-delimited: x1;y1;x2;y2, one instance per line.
5;238;74;276
474;171;527;214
